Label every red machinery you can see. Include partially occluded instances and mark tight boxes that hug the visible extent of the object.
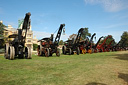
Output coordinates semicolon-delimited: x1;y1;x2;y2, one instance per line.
79;37;89;54
37;24;65;57
92;36;104;53
86;33;96;54
97;35;112;52
105;40;114;52
79;33;96;54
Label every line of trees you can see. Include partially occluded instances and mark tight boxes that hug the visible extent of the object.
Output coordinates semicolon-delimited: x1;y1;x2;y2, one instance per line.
0;22;6;48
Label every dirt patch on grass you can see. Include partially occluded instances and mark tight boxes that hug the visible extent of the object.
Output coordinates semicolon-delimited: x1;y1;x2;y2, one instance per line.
86;82;107;85
118;73;128;85
114;51;128;61
115;51;128;54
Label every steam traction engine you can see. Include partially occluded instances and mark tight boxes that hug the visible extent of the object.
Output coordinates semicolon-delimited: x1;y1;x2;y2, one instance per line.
97;35;112;52
92;36;104;53
86;33;96;54
105;39;114;52
62;28;84;55
37;24;65;57
4;12;32;60
79;38;89;54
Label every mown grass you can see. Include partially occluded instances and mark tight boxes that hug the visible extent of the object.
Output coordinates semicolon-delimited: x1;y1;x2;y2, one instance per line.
0;51;128;85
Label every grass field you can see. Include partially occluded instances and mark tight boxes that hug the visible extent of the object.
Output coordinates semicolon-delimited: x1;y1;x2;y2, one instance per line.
0;51;128;85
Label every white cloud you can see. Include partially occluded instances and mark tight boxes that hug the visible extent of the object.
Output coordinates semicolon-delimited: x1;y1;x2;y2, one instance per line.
84;0;128;12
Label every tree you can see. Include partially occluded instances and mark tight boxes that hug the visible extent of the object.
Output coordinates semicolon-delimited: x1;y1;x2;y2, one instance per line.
68;27;91;41
33;44;38;51
120;31;128;47
69;34;77;40
81;27;91;40
0;22;6;48
59;40;64;45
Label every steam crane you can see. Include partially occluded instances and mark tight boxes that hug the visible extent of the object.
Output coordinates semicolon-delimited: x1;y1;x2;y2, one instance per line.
62;28;84;55
92;36;104;53
86;33;96;54
37;24;65;57
97;35;112;52
105;39;114;52
4;12;32;60
79;37;89;54
114;39;127;51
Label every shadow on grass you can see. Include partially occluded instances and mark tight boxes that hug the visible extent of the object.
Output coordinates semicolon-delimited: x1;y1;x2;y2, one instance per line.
114;54;128;61
85;82;107;85
118;73;128;83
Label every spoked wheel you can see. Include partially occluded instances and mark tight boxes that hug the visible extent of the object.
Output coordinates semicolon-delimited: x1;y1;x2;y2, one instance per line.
91;48;94;53
25;47;32;59
77;47;80;55
88;49;92;54
45;48;49;57
69;48;72;55
95;48;99;53
56;48;60;56
62;45;66;54
37;47;40;56
4;43;9;59
82;49;86;54
8;46;15;60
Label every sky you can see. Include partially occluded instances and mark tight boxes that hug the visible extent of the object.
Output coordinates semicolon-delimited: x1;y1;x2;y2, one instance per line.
0;0;128;43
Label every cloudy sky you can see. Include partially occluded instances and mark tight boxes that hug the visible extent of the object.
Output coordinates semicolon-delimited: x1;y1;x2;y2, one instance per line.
0;0;128;42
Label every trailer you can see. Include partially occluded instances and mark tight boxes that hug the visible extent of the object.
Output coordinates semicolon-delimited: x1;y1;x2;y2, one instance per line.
37;24;65;57
4;12;32;60
62;28;84;55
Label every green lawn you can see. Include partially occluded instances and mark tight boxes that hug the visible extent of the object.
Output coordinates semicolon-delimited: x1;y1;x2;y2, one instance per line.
0;51;128;85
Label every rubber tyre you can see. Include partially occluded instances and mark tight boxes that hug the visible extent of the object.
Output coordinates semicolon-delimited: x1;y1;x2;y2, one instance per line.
62;45;66;54
4;43;9;59
45;48;49;57
25;47;32;59
56;48;60;56
77;47;80;55
8;46;15;60
69;48;72;55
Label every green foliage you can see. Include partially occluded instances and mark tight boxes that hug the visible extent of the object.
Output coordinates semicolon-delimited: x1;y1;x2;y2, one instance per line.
120;31;128;47
81;27;91;40
0;22;6;48
59;40;64;45
33;44;38;51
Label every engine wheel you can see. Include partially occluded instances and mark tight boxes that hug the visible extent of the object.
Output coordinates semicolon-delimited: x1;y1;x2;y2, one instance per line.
37;46;40;56
25;47;32;59
69;48;72;55
45;48;49;57
77;47;80;55
4;43;9;59
88;49;92;54
82;49;86;54
62;45;66;54
56;48;60;56
8;46;15;60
